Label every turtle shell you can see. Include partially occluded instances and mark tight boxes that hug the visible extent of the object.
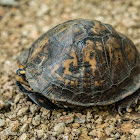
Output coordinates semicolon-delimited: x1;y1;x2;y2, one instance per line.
18;19;140;108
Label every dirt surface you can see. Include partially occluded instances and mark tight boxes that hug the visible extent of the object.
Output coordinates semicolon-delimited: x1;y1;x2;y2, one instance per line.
0;0;140;139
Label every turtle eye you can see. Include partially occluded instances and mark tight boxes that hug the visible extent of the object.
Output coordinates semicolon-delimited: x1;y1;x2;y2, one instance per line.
16;69;25;75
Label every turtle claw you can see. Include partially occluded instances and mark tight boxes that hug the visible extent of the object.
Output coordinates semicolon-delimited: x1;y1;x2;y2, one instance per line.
117;107;123;116
116;89;140;115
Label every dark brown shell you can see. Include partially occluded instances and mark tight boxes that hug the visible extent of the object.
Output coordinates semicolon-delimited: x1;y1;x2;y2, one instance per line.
18;19;140;107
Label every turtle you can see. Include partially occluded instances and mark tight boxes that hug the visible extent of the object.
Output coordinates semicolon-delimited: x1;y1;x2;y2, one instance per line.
16;19;140;113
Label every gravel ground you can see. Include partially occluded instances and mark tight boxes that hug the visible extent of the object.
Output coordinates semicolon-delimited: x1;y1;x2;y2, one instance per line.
0;0;140;139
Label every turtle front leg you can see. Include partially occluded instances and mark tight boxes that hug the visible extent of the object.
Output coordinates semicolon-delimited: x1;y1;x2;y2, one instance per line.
116;89;140;115
16;81;60;110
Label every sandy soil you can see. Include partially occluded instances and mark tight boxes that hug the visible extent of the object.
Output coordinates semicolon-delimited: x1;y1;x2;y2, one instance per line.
0;0;140;139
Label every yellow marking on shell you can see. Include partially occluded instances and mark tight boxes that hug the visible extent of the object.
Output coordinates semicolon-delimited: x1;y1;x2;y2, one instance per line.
109;37;124;66
38;98;45;104
51;64;60;74
52;100;58;104
65;79;70;85
62;49;78;75
83;82;87;87
70;81;74;85
87;83;91;86
94;80;104;86
29;87;33;91
40;38;49;48
96;41;103;51
55;73;64;81
32;47;42;60
31;38;49;60
83;40;97;76
51;64;64;81
90;20;106;35
70;79;78;87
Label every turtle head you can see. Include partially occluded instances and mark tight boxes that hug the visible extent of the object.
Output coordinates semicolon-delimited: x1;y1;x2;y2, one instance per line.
16;64;26;76
16;64;30;87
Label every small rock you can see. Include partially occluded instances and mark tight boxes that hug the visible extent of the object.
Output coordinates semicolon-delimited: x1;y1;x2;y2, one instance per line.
40;124;48;131
79;127;90;140
72;123;80;129
0;128;9;140
121;123;133;133
10;120;20;132
17;107;28;116
37;4;49;16
0;0;19;6
29;104;38;114
37;130;44;138
14;94;21;104
51;131;57;137
32;115;41;126
88;129;97;136
19;133;28;140
95;116;103;124
114;132;120;139
136;134;140;140
75;113;86;123
71;129;81;137
64;127;71;134
0;119;5;127
0;100;4;109
30;137;36;140
105;124;114;136
20;124;28;133
41;108;50;117
131;135;136;140
134;129;140;136
54;123;65;135
58;114;74;123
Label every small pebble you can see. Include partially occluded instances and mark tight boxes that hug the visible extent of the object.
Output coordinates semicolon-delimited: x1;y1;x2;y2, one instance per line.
20;124;29;133
19;133;28;140
14;94;21;104
58;114;74;124
32;115;41;126
10;120;20;132
75;113;86;123
0;119;5;127
134;129;140;136
88;129;97;136
136;134;140;140
0;100;5;109
29;104;38;114
72;123;80;129
17;107;28;116
71;128;81;137
37;129;44;138
54;123;65;135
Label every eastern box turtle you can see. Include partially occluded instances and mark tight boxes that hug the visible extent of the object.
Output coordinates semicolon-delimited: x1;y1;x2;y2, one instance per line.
16;19;140;113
